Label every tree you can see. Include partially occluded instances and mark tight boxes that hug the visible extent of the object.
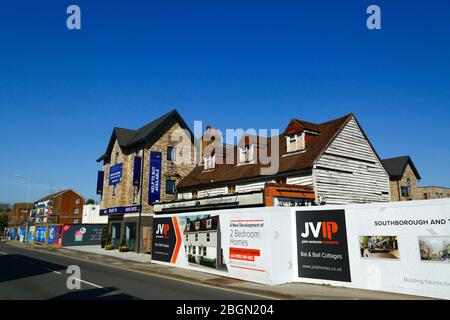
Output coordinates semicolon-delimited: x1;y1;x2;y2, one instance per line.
86;199;96;205
0;203;11;214
0;215;9;234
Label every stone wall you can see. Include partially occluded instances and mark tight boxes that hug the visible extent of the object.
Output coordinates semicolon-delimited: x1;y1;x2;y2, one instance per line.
100;117;195;215
389;163;421;201
417;186;450;200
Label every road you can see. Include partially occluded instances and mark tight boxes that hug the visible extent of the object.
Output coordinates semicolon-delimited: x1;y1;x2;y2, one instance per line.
0;243;267;300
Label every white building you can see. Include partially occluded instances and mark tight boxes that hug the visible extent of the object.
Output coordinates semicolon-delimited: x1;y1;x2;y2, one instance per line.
82;205;107;224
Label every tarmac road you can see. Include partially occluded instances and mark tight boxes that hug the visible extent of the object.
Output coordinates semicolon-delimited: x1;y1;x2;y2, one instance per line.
0;243;269;300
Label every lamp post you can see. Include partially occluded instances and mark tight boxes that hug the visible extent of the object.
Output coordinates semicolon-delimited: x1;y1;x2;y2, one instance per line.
14;175;32;225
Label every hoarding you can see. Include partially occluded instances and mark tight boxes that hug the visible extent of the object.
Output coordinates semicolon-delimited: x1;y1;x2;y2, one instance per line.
28;225;35;242
61;224;105;246
35;225;47;244
152;208;292;285
48;224;63;246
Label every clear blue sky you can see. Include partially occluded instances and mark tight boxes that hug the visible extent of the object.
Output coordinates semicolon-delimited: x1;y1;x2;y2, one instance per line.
1;1;449;203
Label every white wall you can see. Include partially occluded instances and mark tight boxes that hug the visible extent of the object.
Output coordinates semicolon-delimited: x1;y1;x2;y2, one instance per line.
314;117;390;204
82;205;108;224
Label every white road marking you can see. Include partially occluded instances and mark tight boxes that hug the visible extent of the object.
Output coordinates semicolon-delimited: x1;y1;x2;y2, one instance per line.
73;278;104;289
0;251;7;255
41;266;62;274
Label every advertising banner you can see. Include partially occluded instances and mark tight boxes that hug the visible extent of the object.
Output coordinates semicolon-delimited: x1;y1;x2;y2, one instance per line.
148;151;162;204
62;224;105;246
133;156;142;187
296;209;351;282
152;208;292;285
48;224;63;246
35;225;47;244
28;225;35;242
18;227;27;243
96;170;104;195
109;163;123;185
100;205;141;216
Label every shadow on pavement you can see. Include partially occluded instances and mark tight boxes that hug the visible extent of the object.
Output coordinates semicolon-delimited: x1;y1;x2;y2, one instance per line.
49;287;140;300
0;254;66;283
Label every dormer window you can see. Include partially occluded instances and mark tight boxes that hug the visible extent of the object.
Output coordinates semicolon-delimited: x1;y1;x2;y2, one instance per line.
204;155;215;170
206;219;212;229
286;133;305;153
195;221;200;230
239;145;255;164
186;223;190;231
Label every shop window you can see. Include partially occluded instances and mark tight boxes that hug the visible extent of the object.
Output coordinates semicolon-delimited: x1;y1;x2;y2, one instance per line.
166;179;176;195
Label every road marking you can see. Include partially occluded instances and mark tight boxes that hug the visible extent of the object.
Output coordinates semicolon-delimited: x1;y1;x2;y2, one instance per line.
0;251;7;255
73;278;104;289
41;266;62;274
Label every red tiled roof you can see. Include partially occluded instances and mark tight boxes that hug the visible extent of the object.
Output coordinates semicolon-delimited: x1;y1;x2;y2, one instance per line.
178;113;354;189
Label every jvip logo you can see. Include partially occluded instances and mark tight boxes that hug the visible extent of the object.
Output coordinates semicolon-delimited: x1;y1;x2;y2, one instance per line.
301;221;338;240
156;223;170;237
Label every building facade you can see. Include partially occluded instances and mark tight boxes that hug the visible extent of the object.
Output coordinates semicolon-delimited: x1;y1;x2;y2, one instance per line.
382;156;450;201
96;109;195;253
81;205;107;224
31;189;85;224
155;113;390;214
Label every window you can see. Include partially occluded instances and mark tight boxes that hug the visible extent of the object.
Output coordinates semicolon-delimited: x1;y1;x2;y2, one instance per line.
186;223;190;231
286;134;305;153
185;234;188;241
193;246;196;254
204;155;215;170
206;219;212;229
400;186;409;197
74;208;79;215
195;234;198;241
239;145;254;163
195;221;200;230
203;247;207;256
133;186;139;204
228;185;236;193
192;190;198;199
115;152;120;164
112;184;117;196
75;199;80;205
73;219;78;224
424;193;428;199
206;233;210;242
167;146;175;161
166;179;176;194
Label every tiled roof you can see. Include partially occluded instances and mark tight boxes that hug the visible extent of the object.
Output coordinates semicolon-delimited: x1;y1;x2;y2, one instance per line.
178;113;354;189
381;156;421;180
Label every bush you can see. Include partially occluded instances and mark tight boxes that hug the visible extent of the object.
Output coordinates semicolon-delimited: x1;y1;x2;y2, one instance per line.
199;256;216;268
105;243;114;250
101;227;109;248
188;254;196;263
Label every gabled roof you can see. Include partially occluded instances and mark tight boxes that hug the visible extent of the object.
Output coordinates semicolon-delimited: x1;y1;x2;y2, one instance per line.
283;118;321;135
381;156;421;180
35;189;86;203
97;109;193;162
178;113;354;189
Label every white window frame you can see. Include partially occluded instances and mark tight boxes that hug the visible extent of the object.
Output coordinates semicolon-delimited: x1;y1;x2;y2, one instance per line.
204;155;215;170
239;144;255;164
206;219;212;229
195;221;200;230
206;232;210;242
186;223;190;231
286;133;305;153
195;233;198;241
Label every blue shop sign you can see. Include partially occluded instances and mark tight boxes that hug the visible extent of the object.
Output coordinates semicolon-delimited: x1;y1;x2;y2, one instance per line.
99;205;141;216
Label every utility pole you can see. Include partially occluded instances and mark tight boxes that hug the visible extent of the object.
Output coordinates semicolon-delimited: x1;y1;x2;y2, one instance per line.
14;175;32;226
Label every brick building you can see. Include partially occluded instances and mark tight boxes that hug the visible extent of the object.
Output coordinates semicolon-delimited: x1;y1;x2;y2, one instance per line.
31;189;86;224
382;155;450;201
96;109;195;253
9;202;33;226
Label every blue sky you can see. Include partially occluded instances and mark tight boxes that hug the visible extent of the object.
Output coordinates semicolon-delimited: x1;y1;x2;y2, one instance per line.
0;1;449;203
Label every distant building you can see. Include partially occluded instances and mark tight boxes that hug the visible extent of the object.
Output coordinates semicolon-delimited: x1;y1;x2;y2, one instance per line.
82;205;107;224
10;202;34;226
382;156;450;201
382;156;422;201
31;189;85;224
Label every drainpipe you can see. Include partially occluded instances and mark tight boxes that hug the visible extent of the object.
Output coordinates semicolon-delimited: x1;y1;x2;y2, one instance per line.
137;144;145;253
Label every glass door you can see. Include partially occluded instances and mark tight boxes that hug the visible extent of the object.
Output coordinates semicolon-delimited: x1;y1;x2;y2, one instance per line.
125;222;136;251
111;223;121;249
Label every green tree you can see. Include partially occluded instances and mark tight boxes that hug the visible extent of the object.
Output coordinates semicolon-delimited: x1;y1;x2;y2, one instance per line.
0;215;9;233
86;199;96;205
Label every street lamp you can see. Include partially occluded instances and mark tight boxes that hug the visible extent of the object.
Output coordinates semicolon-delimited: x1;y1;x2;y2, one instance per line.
14;174;32;225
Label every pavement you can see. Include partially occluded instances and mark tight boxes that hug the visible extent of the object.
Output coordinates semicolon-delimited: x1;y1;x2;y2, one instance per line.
1;241;433;300
64;245;152;263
